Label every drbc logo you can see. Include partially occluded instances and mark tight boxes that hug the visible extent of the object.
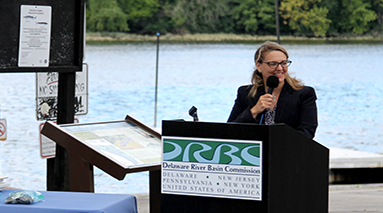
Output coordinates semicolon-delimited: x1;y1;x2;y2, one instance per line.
163;138;260;166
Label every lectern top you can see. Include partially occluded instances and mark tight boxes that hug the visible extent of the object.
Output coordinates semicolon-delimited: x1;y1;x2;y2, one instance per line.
60;119;162;169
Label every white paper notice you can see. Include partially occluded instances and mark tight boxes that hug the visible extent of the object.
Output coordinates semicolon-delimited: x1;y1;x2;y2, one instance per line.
18;5;52;67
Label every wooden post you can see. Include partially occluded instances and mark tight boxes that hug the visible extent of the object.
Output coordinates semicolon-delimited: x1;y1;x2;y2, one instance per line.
150;169;161;213
68;151;94;192
47;72;78;191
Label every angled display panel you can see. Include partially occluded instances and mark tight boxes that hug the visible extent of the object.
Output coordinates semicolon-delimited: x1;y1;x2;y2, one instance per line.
41;115;161;180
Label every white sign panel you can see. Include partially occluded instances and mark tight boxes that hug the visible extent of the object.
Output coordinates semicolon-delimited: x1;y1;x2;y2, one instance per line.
162;137;263;201
39;119;78;159
35;63;88;121
18;5;52;67
39;122;55;158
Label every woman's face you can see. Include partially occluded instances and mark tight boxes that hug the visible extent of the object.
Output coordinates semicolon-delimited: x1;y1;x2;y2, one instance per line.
256;50;288;86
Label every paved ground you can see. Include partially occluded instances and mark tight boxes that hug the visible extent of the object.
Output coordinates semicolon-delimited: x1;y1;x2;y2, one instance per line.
133;184;383;213
329;184;383;213
133;193;150;213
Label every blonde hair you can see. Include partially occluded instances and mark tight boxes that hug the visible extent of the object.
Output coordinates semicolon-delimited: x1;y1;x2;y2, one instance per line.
249;41;303;97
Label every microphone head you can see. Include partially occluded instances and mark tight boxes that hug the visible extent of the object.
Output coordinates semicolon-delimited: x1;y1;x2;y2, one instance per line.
188;106;199;122
266;76;279;88
188;106;197;116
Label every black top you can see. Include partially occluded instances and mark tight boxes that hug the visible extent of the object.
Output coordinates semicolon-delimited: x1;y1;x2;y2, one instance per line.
228;81;318;139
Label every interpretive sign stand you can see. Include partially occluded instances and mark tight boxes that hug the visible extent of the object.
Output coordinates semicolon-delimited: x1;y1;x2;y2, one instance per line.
161;120;329;213
41;115;162;213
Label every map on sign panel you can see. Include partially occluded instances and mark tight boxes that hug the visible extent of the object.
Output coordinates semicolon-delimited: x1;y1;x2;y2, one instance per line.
61;120;162;168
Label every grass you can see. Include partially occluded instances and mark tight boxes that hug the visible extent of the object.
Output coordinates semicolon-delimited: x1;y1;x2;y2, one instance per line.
86;32;383;44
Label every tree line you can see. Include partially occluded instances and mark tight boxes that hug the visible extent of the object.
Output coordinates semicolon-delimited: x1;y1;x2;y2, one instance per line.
86;0;383;37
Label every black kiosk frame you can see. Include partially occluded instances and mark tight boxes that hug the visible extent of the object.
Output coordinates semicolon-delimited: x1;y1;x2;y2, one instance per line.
0;0;84;73
161;120;329;213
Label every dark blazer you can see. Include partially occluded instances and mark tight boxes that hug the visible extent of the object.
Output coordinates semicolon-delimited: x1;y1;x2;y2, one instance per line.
227;82;318;139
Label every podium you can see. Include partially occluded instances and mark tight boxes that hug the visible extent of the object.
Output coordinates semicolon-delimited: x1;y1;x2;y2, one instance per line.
161;120;329;213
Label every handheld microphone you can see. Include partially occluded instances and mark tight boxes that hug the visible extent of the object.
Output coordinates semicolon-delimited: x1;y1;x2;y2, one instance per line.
188;106;199;122
260;76;279;124
266;75;279;94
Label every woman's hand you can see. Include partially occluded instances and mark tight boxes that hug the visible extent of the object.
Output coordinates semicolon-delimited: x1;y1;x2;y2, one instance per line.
250;94;273;118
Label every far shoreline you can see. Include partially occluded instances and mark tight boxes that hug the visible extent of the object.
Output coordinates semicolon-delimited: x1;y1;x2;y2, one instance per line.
86;32;383;44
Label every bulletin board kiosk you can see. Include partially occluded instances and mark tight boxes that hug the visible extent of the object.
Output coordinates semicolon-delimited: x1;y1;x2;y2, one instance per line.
0;0;86;192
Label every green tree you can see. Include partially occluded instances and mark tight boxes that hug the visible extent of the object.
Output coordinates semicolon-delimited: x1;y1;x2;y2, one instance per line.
302;5;331;36
338;0;377;34
86;0;129;32
117;0;160;21
317;0;341;35
117;0;160;33
117;0;159;19
164;0;231;33
368;0;383;31
280;0;331;37
84;0;382;36
231;0;275;34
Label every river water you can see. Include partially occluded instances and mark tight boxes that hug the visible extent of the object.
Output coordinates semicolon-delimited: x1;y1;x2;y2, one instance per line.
0;42;382;194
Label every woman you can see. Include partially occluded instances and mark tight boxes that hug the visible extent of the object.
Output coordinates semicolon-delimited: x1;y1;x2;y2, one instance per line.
227;41;318;139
